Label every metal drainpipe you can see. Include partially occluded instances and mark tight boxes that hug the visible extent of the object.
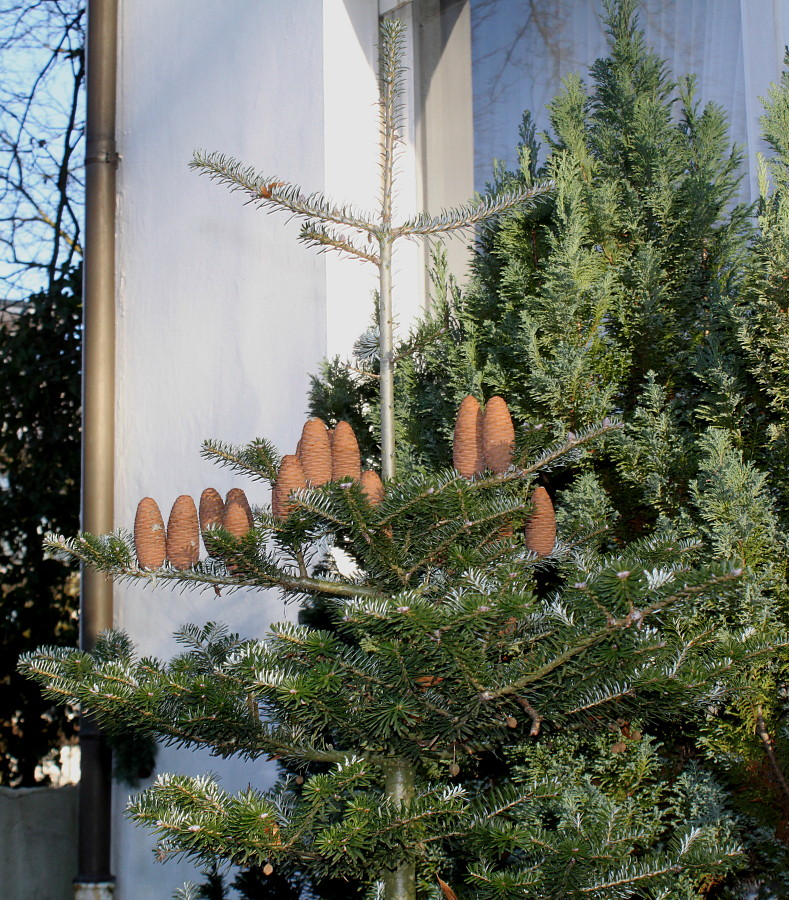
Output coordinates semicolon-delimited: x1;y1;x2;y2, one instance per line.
76;0;118;897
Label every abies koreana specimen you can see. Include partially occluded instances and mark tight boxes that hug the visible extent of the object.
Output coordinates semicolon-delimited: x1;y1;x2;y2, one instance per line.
20;10;784;900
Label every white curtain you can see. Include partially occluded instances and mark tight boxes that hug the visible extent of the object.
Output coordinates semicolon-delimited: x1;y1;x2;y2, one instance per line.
470;0;789;199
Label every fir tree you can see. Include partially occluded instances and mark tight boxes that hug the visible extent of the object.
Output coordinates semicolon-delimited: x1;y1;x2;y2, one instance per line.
309;1;789;892
19;10;787;900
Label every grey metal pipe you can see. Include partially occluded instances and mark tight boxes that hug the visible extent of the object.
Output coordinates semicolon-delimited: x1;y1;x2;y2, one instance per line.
77;0;118;892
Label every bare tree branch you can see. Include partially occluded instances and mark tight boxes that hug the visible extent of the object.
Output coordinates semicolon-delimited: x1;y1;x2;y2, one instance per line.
0;1;84;307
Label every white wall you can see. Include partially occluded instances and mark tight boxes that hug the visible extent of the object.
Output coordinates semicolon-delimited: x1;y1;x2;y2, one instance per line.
323;1;380;359
111;1;426;895
323;0;425;358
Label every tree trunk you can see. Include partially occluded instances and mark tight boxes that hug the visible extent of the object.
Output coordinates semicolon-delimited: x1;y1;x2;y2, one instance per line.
382;757;416;900
379;236;396;482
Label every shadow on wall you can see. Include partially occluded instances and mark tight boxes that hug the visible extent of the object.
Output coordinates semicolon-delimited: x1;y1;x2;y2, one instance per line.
0;785;78;900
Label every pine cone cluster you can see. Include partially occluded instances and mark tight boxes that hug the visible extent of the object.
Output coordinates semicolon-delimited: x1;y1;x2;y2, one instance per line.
453;394;515;476
272;418;384;518
133;486;254;570
133;400;556;567
452;395;556;556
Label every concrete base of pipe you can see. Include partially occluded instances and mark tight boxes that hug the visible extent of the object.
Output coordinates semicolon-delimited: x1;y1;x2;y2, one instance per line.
73;882;115;900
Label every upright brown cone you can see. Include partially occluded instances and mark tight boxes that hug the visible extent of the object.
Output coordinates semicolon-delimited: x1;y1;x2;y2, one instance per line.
273;455;307;519
223;488;254;537
166;495;200;570
134;497;166;569
199;488;224;533
483;396;515;474
360;470;385;505
297;418;332;486
453;395;484;478
332;421;361;481
524;486;556;556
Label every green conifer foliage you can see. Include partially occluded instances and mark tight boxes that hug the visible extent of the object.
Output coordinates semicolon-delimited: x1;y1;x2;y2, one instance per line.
312;1;789;891
736;56;789;510
22;454;765;897
318;6;750;449
18;7;789;898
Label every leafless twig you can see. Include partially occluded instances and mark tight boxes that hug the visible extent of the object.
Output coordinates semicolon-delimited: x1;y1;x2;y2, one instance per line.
0;1;85;307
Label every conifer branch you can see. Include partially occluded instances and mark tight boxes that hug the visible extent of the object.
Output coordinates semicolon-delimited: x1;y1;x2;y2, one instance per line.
43;532;389;602
374;424;616;531
482;569;743;700
394;182;554;236
341;487;410;586
23;646;384;765
377;19;406;217
514;696;543;736
345;363;380;380
299;224;380;265
200;438;281;484
402;503;529;581
574;850;745;892
190;151;378;234
390;317;450;365
511;421;622;477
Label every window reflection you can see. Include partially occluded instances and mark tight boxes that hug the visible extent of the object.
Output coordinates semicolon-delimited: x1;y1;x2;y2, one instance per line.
470;0;756;194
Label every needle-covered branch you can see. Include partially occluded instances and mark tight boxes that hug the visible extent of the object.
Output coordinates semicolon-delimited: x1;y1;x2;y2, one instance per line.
190;151;379;235
394;182;554;237
200;438;281;484
299;223;381;265
42;531;389;602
